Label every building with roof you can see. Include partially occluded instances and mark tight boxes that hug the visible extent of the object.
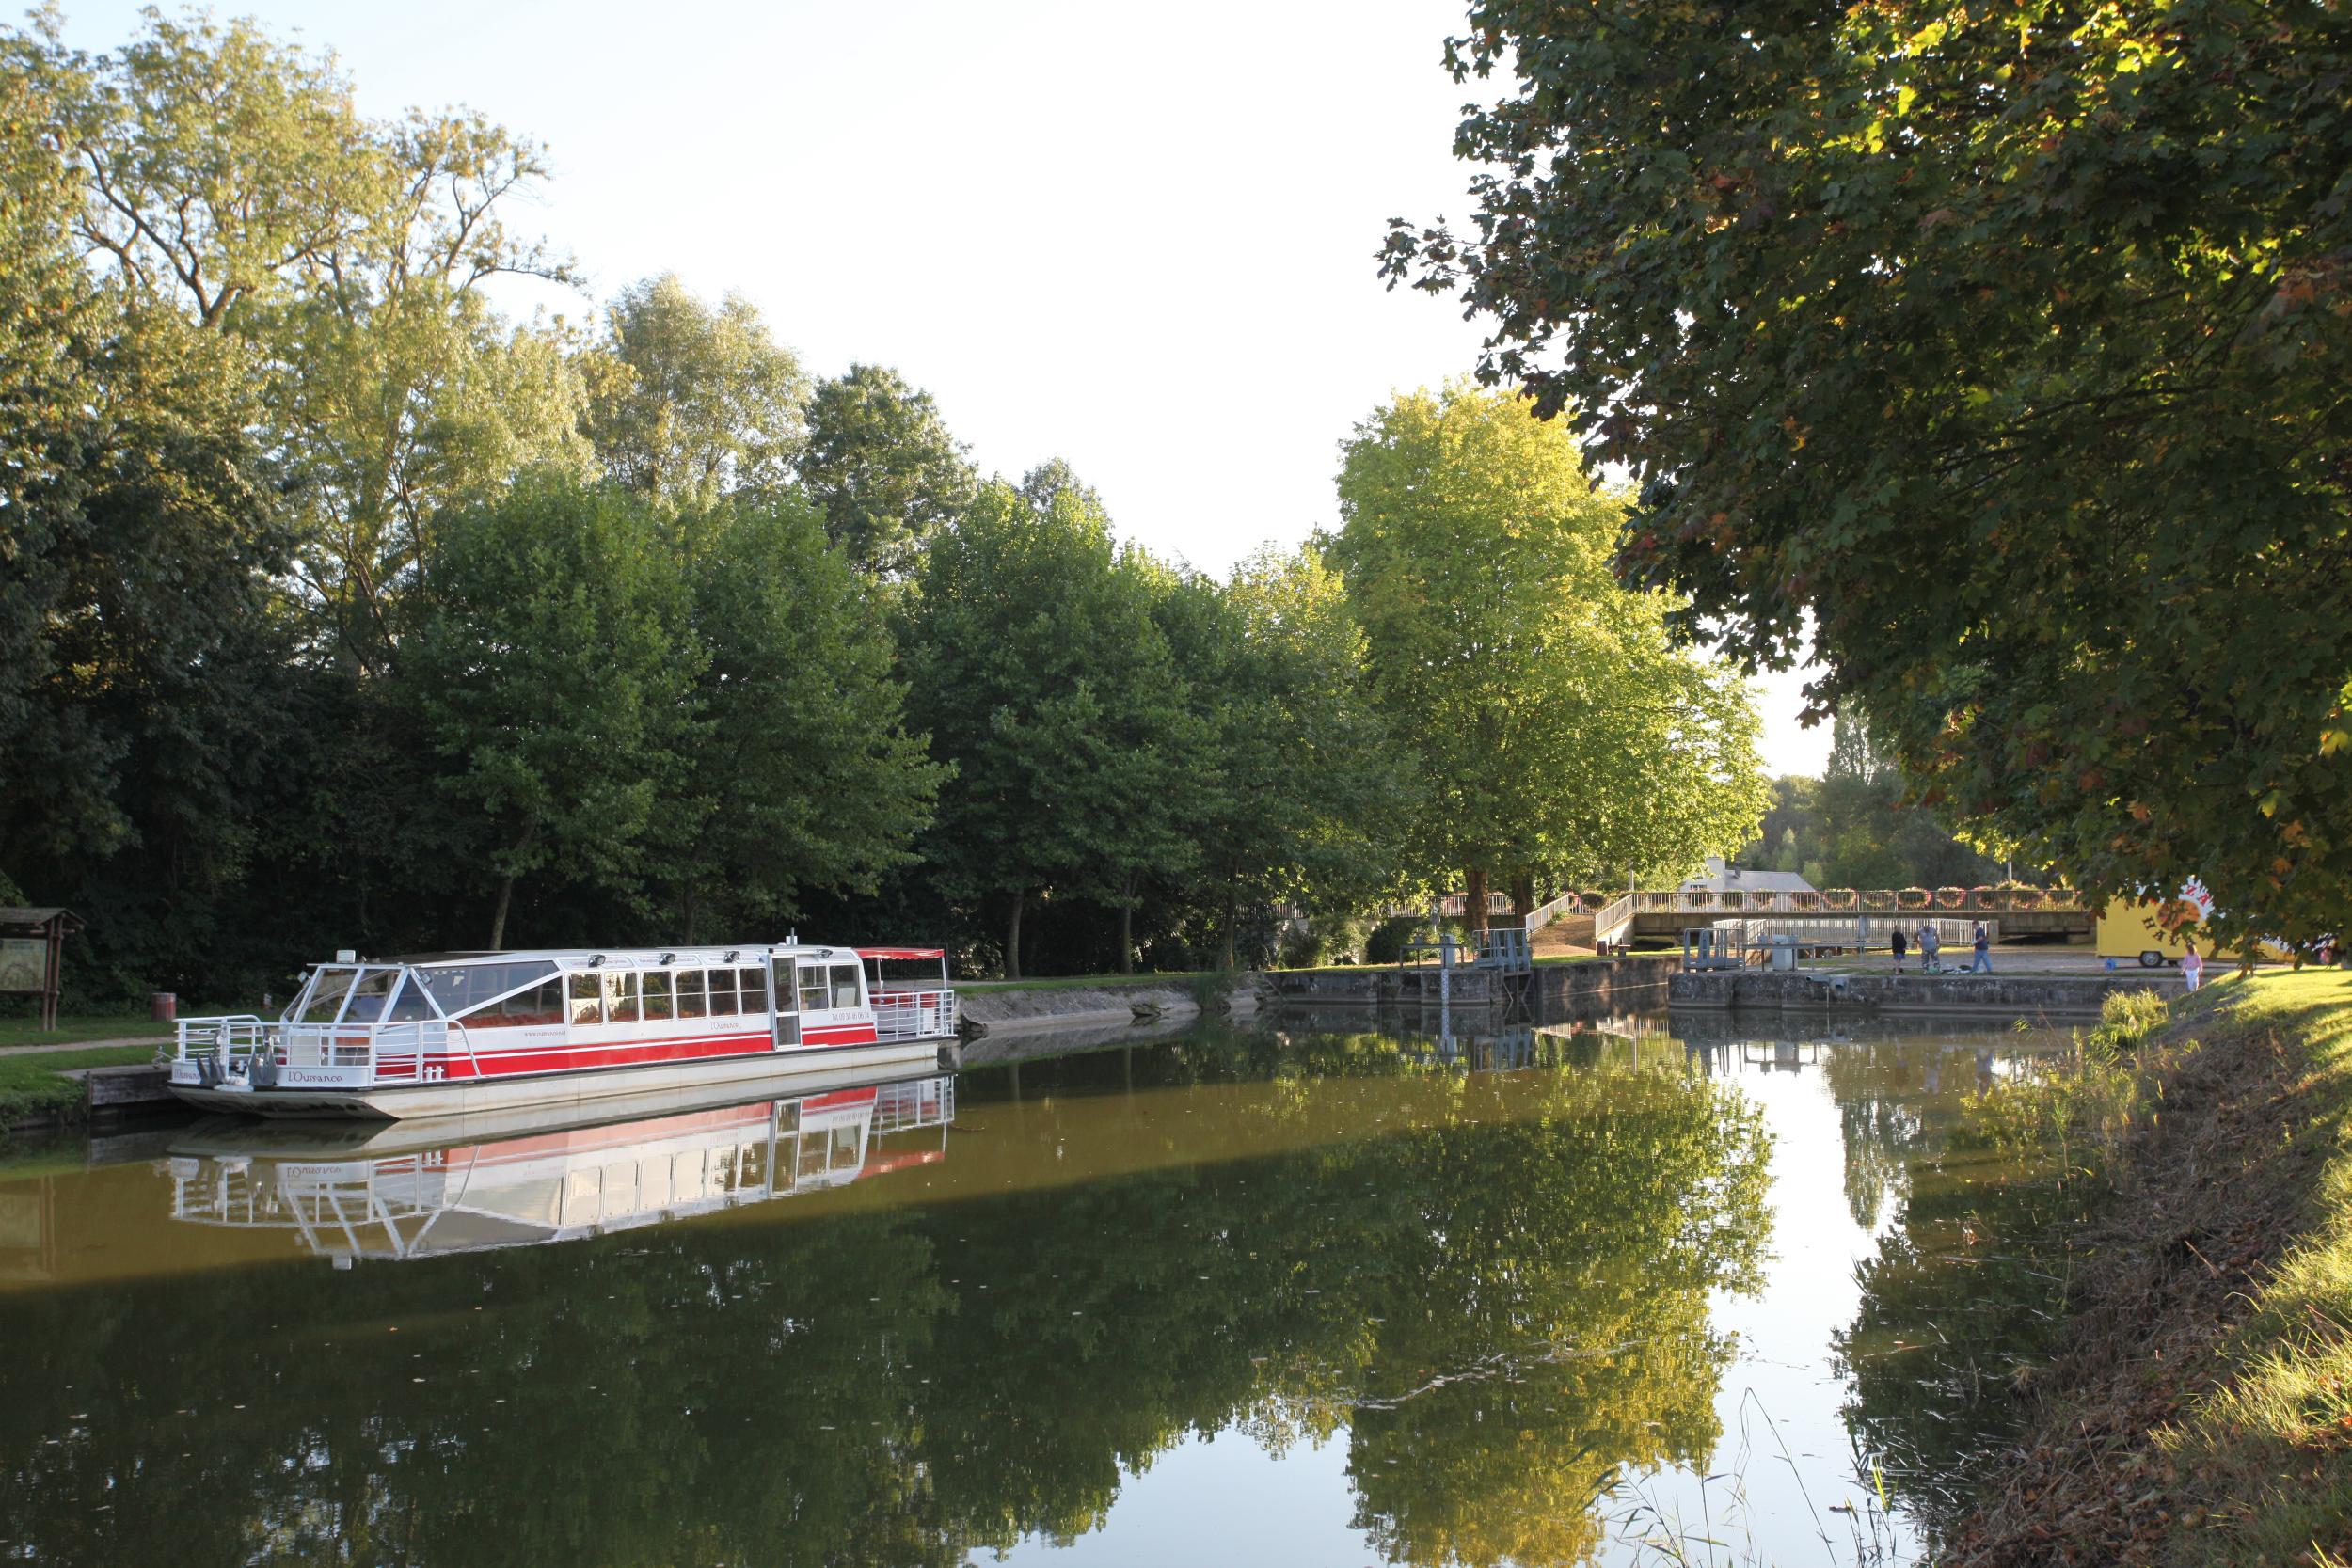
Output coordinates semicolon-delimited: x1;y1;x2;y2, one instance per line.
1676;857;1817;896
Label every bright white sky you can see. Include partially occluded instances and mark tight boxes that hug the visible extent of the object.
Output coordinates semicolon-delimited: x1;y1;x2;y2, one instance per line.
56;0;1831;776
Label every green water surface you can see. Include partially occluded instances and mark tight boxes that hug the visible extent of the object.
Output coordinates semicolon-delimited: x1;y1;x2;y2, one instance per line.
0;1009;2089;1567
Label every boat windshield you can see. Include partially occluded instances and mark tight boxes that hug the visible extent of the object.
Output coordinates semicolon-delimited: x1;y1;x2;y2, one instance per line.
290;965;418;1025
294;967;359;1024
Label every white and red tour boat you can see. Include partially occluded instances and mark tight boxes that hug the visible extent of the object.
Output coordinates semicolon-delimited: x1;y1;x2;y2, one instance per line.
167;942;958;1119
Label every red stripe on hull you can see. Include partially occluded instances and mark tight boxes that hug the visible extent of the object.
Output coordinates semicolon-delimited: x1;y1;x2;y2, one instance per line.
434;1025;888;1080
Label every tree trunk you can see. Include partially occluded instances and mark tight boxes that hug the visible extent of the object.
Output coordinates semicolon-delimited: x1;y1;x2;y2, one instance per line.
1465;866;1490;936
1005;888;1025;981
488;822;537;949
1119;901;1135;974
489;874;516;950
1510;873;1534;919
1221;901;1237;970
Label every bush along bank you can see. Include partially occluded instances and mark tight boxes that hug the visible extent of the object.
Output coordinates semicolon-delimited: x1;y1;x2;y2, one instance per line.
1941;970;2352;1566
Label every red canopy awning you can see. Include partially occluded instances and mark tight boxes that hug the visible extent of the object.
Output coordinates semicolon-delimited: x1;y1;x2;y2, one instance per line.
856;947;945;961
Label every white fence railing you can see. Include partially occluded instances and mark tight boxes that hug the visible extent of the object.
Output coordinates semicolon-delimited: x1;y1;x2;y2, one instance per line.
873;990;958;1042
1521;890;1585;938
173;1016;456;1083
1591;894;1638;946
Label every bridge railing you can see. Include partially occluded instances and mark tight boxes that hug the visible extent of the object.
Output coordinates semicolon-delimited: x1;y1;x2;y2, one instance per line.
1627;887;2080;916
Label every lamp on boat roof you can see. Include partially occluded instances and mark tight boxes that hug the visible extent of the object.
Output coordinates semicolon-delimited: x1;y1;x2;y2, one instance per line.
659;952;675;964
588;954;605;967
724;950;739;962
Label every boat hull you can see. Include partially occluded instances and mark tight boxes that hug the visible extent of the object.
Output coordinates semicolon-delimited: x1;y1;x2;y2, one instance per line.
168;1038;951;1121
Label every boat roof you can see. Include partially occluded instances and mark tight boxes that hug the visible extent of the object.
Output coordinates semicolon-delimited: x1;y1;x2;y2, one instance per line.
371;944;857;969
856;947;946;961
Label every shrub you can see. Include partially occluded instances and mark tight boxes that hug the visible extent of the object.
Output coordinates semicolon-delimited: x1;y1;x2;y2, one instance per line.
2083;988;2171;1061
1896;888;1931;910
1364;915;1426;965
1934;886;1968;909
1861;889;1897;911
1580;890;1609;911
1821;888;1858;911
1788;890;1820;912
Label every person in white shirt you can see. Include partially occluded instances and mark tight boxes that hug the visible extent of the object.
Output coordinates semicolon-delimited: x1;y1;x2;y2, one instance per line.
2182;942;2204;992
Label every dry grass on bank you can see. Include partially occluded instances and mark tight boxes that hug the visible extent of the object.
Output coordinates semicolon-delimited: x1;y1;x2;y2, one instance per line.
1947;968;2352;1567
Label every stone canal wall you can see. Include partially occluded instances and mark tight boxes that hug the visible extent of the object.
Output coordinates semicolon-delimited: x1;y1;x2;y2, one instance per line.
1669;968;2181;1017
1533;955;1677;1011
1264;955;1675;1011
956;974;1270;1040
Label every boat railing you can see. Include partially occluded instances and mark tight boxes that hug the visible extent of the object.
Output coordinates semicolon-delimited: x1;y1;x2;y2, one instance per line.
172;1016;269;1063
871;988;957;1042
173;1016;453;1083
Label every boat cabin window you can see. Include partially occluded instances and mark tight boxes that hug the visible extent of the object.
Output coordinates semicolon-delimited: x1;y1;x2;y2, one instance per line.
675;969;707;1020
642;970;673;1022
568;973;600;1026
417;959;559;1019
739;966;768;1014
797;965;829;1014
830;963;862;1010
604;971;640;1025
467;977;564;1029
707;968;738;1016
384;976;437;1023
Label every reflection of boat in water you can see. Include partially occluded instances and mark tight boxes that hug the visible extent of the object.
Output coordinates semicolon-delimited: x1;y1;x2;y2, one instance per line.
163;1075;956;1265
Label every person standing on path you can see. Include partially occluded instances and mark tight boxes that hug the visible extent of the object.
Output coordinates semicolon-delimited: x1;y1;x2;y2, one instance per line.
1971;922;1992;974
1891;927;1907;974
1919;923;1941;973
2182;942;2204;992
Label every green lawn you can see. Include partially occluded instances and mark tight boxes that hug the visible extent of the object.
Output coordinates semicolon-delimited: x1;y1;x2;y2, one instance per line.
0;1043;162;1127
0;1012;173;1050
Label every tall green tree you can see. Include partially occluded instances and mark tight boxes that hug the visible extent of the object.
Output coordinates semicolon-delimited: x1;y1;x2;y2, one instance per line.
28;8;589;673
402;480;704;947
1331;384;1766;927
584;274;809;512
801;364;977;577
672;497;946;940
1383;0;2352;947
1162;546;1409;966
906;479;1204;977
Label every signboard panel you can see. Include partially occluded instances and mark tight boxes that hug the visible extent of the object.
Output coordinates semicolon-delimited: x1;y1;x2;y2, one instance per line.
0;938;46;993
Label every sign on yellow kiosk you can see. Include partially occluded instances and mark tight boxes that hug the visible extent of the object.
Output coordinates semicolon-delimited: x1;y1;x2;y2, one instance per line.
2096;879;2288;969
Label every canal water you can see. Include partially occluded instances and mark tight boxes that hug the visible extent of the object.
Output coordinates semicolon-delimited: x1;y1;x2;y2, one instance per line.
0;1007;2092;1567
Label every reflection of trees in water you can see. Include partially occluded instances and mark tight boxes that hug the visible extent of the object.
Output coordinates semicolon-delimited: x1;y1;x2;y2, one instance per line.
0;1035;1772;1568
1824;1047;2089;1539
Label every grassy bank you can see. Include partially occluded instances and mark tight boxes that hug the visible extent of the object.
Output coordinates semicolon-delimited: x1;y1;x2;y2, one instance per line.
1947;968;2352;1565
0;1043;160;1128
0;1012;170;1050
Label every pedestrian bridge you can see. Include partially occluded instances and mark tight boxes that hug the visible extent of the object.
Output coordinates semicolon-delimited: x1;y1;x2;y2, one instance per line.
1507;887;2093;953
